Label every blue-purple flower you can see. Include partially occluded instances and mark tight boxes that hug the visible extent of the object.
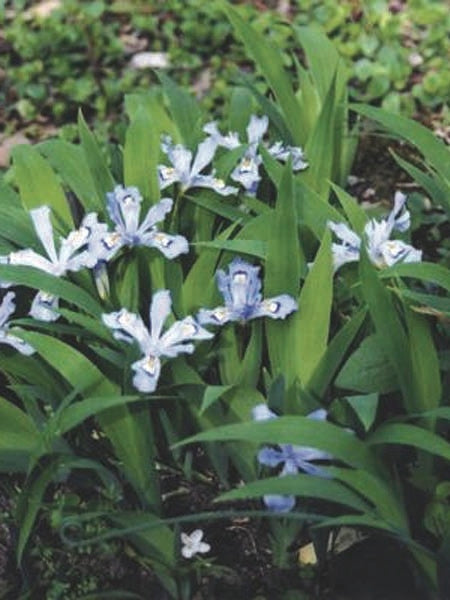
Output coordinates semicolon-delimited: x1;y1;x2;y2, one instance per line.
252;404;331;513
197;258;297;326
102;290;213;393
90;185;189;262
329;192;422;272
2;206;102;321
0;292;34;355
158;136;237;196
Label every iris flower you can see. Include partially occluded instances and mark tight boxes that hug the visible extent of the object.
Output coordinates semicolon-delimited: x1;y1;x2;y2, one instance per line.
3;206;102;321
90;185;189;262
102;290;213;393
252;404;331;513
0;292;34;355
158;136;237;196
204;115;308;195
197;258;297;326
329;192;422;272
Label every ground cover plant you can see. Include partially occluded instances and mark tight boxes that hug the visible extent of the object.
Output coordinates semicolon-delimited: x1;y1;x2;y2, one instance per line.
0;2;449;599
1;0;449;151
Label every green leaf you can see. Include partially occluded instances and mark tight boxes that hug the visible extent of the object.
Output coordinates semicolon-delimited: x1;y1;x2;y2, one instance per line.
308;308;367;398
175;416;379;473
331;183;368;233
217;473;371;513
123;106;159;203
125;91;176;138
17;331;115;396
326;466;407;529
16;459;59;563
392;152;450;217
405;307;441;411
351;104;450;182
229;86;253;138
193;239;266;259
303;73;337;198
222;2;304;145
368;424;450;461
200;385;234;415
0;265;102;318
185;191;248;224
380;262;450;293
359;251;418;412
241;76;293;143
15;330;159;509
295;181;343;240
38;139;104;213
265;163;302;383
346;393;379;432
78;110;115;200
182;222;238;313
11;145;73;229
335;334;398;394
0;396;40;472
157;72;202;147
294;26;341;102
293;230;333;386
399;290;450;316
0;181;36;247
57;394;146;434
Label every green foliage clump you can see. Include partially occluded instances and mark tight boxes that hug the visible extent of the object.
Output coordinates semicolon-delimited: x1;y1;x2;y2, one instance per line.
1;0;449;143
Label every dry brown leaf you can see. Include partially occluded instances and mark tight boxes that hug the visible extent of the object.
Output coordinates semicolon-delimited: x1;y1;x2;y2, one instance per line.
0;132;30;168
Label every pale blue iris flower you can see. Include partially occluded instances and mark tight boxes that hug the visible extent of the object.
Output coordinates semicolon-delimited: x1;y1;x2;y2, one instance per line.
102;290;213;393
267;140;308;171
0;292;35;355
204;115;308;196
252;404;331;513
158;136;238;196
329;192;422;272
197;258;297;326
3;206;102;321
90;185;189;262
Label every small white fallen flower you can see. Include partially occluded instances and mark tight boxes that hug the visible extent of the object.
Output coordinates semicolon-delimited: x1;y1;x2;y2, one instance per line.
180;529;211;559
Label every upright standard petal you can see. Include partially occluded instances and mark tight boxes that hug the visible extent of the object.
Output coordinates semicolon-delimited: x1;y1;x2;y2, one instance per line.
29;206;58;264
389;191;410;233
190;137;218;178
149;290;172;346
217;258;262;316
138;197;173;233
106;185;143;238
246;115;269;146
